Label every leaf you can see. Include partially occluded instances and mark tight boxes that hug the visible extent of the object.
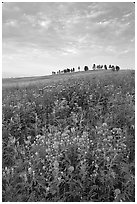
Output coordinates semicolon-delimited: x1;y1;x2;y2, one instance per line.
121;163;129;174
37;176;46;188
50;189;57;195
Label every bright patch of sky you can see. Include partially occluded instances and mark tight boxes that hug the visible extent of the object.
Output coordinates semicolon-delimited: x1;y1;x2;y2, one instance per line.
2;2;135;77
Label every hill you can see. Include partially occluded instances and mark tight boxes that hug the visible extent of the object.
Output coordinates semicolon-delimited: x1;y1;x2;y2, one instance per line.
2;69;135;202
2;69;133;89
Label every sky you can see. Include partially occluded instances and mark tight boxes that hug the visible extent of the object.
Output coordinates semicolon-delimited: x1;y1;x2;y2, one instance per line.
2;2;135;78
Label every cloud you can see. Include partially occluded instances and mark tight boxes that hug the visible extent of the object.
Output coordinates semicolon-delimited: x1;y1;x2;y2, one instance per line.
77;35;88;44
5;19;18;27
123;12;133;18
97;21;110;26
130;37;135;42
105;45;117;54
62;47;78;55
2;2;135;77
22;13;36;25
21;13;51;29
86;10;107;19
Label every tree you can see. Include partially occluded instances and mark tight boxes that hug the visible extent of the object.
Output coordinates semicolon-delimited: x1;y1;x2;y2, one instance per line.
67;68;70;72
104;65;107;70
92;64;96;70
109;65;112;69
84;66;89;71
112;66;115;71
116;65;120;71
78;66;80;71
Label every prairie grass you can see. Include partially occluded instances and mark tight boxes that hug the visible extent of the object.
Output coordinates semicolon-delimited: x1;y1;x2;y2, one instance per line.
2;69;135;202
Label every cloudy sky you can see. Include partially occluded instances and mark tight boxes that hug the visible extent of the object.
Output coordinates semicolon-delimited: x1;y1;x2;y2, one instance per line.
2;2;135;78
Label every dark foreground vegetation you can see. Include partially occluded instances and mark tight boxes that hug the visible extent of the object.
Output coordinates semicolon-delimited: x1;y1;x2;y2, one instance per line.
2;70;135;202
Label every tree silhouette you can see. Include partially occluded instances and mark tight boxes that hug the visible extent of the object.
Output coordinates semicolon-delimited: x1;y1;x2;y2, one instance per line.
104;65;107;70
92;64;96;70
116;65;120;71
84;66;89;71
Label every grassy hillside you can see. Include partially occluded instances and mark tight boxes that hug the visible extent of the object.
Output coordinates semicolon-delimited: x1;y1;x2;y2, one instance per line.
2;69;135;202
2;69;129;88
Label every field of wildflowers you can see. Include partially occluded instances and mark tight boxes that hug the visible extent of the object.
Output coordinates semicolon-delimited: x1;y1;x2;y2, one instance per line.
2;70;135;202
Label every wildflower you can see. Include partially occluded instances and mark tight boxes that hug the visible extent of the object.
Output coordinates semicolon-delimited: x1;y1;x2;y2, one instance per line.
107;136;113;140
106;157;110;162
111;171;115;178
95;164;99;168
68;166;74;172
28;167;32;174
89;94;93;100
46;187;50;192
20;172;27;182
9;136;16;144
65;129;70;134
48;133;53;137
98;130;103;134
102;123;107;127
11;167;14;176
71;127;75;133
53;160;59;168
113;128;118;131
24;139;31;145
24;173;28;182
53;141;59;149
62;132;68;137
58;177;61;181
36;135;40;139
39;135;45;140
35;152;38;155
114;188;121;196
27;136;31;140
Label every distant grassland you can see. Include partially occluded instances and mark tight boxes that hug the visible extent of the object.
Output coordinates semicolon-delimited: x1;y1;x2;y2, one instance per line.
2;69;134;89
